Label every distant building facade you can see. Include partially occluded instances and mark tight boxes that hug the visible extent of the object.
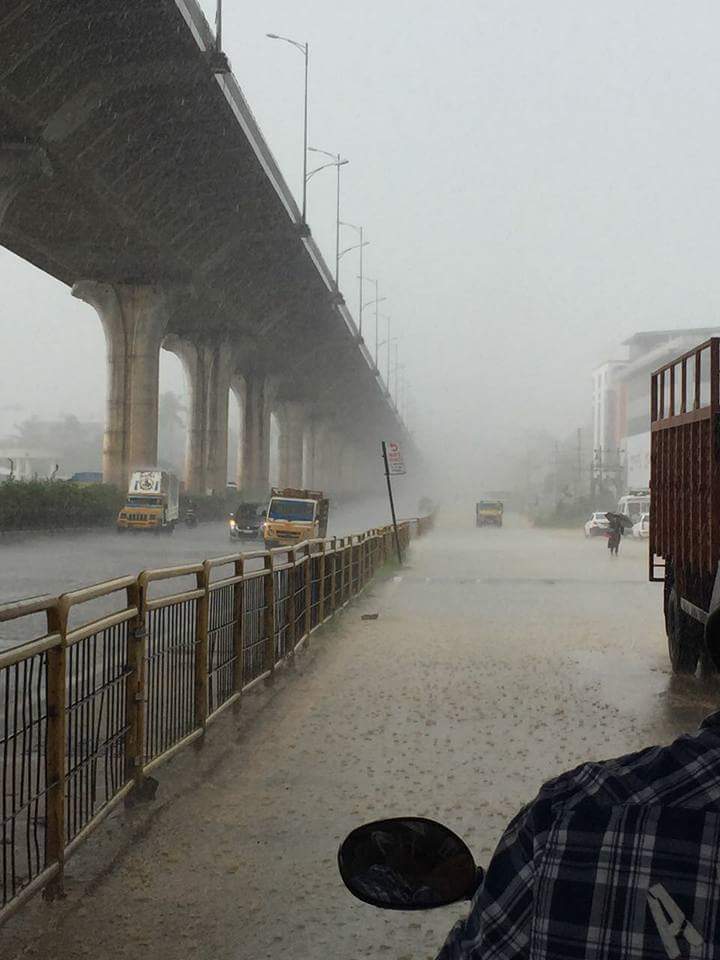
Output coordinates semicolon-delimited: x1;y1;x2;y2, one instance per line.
592;327;720;493
592;361;627;486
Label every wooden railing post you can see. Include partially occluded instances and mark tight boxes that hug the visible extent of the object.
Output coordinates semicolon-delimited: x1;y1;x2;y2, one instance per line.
341;539;348;603
304;545;312;641
194;562;210;733
350;539;356;596
263;553;276;682
43;602;66;901
125;579;147;787
330;538;338;612
287;548;297;656
233;556;245;710
318;542;327;622
669;364;676;418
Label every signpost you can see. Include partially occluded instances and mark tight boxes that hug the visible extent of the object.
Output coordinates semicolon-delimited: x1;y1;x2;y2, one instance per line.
381;441;405;564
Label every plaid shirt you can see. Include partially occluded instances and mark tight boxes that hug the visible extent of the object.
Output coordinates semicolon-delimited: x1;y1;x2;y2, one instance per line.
437;713;720;959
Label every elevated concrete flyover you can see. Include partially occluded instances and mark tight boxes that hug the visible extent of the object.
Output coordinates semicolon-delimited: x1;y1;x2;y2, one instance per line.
0;0;408;494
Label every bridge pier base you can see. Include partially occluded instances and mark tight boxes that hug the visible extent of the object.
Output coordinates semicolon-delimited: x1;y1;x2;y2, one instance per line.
72;281;169;489
167;338;209;495
277;401;304;489
205;343;232;495
240;373;272;499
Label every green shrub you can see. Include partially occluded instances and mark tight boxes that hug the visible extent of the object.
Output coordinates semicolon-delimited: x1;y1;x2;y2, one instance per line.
0;480;125;531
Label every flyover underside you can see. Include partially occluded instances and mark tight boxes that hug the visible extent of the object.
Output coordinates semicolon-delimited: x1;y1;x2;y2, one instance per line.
0;0;407;492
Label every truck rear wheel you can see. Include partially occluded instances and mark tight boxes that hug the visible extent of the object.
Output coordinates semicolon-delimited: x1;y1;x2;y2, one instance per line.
666;586;700;674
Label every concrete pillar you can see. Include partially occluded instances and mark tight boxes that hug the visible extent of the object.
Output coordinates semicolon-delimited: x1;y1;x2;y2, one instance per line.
231;376;245;492
277;401;305;489
241;372;272;498
205;344;232;495
322;430;344;494
72;281;169;488
165;337;232;496
166;337;208;494
304;419;321;489
336;440;353;496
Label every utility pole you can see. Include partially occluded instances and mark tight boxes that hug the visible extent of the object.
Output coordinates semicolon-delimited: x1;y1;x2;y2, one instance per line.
576;428;582;495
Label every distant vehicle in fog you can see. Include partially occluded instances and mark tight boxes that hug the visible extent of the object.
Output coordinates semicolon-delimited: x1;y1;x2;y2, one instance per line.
617;491;650;525
229;501;265;541
262;488;329;548
584;512;610;537
476;501;503;527
632;513;650;539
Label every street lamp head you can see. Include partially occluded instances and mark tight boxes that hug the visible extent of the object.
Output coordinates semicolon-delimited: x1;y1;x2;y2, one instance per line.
266;33;280;38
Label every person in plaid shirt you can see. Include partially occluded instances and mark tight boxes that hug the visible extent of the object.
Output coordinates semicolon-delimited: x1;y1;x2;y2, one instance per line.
436;713;720;958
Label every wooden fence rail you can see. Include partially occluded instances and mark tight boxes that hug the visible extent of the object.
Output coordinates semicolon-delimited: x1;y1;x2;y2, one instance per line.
0;517;426;925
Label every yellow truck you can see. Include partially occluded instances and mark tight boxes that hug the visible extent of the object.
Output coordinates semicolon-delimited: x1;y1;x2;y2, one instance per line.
262;488;329;548
476;500;503;528
117;470;180;533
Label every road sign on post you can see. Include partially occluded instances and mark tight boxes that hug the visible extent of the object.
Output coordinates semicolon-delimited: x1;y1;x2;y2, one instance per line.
381;440;405;564
385;440;406;476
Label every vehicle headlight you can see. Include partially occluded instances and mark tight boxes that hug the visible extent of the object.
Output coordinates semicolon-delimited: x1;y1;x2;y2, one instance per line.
229;519;236;529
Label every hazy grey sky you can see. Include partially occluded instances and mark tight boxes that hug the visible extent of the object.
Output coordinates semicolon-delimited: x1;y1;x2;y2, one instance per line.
3;1;720;481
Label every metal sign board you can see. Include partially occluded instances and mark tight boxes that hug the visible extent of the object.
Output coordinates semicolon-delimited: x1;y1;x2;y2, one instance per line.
385;441;406;476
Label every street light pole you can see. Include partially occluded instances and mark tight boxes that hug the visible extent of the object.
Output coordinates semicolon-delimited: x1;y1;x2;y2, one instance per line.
377;333;397;394
302;44;308;222
340;222;365;335
360;276;387;366
392;343;400;405
267;33;309;223
335;153;341;284
308;148;348;287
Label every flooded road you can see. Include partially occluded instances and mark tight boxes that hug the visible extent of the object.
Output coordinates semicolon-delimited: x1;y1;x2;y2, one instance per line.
5;512;718;960
0;498;399;649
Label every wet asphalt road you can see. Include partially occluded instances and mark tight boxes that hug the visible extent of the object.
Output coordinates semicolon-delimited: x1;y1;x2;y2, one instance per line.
0;499;398;649
5;512;719;960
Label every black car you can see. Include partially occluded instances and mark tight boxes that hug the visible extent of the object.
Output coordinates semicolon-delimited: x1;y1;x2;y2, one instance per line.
229;502;265;541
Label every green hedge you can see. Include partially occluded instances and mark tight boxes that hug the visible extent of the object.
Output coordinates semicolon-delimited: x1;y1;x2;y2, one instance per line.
0;480;125;531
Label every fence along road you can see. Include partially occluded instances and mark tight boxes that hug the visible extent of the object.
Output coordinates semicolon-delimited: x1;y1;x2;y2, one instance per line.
0;518;432;925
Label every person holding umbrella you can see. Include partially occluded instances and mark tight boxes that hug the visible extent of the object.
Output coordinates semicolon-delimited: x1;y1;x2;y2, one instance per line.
605;512;631;555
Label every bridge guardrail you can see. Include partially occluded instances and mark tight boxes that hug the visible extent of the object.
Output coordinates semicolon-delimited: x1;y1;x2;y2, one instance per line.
0;516;430;926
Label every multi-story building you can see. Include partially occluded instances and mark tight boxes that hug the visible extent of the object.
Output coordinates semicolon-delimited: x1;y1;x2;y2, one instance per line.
592;361;627;487
593;327;720;493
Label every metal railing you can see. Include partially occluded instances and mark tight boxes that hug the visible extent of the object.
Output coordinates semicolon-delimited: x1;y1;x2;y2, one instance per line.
0;517;427;925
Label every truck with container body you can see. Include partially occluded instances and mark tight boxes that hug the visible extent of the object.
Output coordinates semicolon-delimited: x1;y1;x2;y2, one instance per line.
116;470;179;533
262;488;329;549
650;337;720;672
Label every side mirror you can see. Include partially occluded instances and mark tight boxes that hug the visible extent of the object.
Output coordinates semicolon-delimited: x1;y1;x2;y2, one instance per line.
338;818;479;911
261;510;267;519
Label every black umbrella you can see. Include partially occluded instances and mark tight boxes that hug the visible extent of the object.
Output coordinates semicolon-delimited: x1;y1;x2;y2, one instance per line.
605;512;633;529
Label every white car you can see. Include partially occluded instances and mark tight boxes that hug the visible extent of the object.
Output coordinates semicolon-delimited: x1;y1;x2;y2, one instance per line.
632;513;650;539
584;512;610;537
